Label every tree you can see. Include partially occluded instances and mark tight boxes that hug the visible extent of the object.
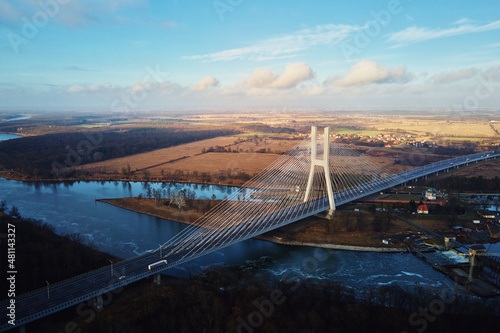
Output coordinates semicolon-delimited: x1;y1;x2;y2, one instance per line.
152;188;164;207
0;200;6;213
173;192;186;211
409;200;417;213
9;205;21;218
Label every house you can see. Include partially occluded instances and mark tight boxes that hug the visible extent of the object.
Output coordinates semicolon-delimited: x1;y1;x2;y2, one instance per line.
417;204;429;214
425;189;436;201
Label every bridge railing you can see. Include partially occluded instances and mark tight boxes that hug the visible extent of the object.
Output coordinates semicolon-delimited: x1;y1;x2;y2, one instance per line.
1;150;497;331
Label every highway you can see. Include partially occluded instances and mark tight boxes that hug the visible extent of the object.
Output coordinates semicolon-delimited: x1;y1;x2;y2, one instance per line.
1;150;498;332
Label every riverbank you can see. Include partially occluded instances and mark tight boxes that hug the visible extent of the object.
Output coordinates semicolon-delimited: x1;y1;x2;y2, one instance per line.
98;197;409;252
0;170;247;187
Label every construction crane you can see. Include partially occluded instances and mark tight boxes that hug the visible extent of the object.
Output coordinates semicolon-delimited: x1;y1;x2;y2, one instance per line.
457;246;500;282
487;225;498;239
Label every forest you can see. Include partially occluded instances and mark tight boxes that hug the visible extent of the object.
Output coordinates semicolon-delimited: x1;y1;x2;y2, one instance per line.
424;175;500;193
75;266;499;333
0;128;237;179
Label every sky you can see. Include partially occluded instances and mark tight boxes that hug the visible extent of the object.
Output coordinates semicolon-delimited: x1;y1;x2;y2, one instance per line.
0;0;499;112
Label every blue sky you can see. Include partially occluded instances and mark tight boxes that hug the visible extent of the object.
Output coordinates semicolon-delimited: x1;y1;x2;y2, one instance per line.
0;0;499;111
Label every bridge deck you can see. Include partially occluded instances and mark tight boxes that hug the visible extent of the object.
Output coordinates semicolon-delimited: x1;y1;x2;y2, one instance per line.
1;150;498;332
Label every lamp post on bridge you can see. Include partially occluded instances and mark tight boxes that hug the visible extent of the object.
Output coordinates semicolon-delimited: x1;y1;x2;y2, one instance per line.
110;260;113;276
46;281;50;299
159;244;162;258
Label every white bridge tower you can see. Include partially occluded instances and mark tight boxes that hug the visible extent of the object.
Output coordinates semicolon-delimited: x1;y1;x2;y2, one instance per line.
303;126;335;218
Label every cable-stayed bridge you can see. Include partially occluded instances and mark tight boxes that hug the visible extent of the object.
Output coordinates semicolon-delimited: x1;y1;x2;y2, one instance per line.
1;127;499;332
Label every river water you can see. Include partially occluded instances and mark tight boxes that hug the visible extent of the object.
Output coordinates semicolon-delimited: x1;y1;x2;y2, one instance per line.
0;133;21;141
0;130;473;291
0;177;456;290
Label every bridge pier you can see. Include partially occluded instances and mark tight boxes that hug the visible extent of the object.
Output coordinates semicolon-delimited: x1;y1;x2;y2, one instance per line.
93;294;104;310
19;325;26;333
154;273;161;285
304;126;335;218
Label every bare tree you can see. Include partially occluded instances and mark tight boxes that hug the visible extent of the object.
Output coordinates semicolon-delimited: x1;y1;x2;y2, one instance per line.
173;192;186;211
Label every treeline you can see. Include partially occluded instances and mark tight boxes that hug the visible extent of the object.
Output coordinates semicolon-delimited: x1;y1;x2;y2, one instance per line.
0;128;237;179
0;116;89;134
424;176;500;193
0;208;117;294
203;145;274;154
80;266;499;333
156;168;252;183
242;124;296;134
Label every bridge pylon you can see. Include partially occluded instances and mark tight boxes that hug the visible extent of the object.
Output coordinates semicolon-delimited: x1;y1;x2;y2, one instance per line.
304;126;335;219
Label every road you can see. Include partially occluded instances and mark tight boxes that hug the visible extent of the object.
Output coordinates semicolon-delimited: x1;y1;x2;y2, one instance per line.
1;150;498;332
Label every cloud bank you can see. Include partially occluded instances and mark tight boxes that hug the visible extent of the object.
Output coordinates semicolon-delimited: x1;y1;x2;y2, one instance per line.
334;60;410;87
239;62;314;89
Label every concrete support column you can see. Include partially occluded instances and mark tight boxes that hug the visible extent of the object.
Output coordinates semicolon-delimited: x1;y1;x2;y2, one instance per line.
94;294;104;310
154;273;161;285
304;126;335;219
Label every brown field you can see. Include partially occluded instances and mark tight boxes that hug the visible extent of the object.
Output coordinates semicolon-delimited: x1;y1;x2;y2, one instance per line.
148;152;283;176
78;135;301;182
366;120;497;139
8;109;498;184
77;136;239;174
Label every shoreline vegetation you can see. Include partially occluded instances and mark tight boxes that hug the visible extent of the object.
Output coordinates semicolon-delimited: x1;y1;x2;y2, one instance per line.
97;197;411;252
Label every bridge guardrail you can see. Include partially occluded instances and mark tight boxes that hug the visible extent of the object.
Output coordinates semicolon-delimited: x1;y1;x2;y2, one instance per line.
1;150;497;331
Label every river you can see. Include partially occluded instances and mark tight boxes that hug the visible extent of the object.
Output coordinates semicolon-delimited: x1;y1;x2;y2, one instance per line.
0;133;21;141
0;177;457;290
0;130;471;290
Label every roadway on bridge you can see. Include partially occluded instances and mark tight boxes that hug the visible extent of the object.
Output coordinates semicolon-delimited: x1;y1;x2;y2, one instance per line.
1;150;498;332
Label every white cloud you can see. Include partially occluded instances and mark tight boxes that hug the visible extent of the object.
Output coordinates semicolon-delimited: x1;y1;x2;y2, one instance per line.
191;75;219;91
452;18;473;25
387;20;500;48
66;83;118;93
185;24;360;62
66;84;87;93
238;62;314;89
484;65;500;82
433;68;478;84
334;60;410;87
0;0;21;25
